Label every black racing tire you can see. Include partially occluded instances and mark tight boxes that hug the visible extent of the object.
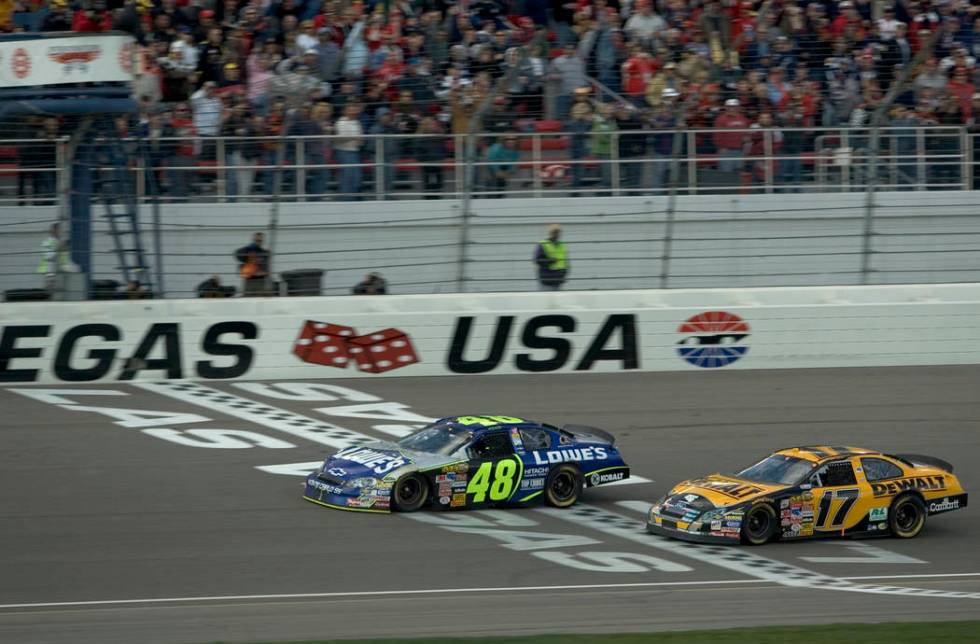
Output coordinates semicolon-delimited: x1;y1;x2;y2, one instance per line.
392;473;429;512
889;493;927;539
741;503;778;545
544;464;583;508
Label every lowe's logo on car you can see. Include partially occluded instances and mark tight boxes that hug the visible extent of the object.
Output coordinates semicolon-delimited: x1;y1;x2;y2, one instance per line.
929;498;960;512
531;447;608;465
335;447;409;475
590;471;625;485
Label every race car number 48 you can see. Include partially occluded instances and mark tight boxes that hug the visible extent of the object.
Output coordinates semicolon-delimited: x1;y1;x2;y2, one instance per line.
468;458;520;502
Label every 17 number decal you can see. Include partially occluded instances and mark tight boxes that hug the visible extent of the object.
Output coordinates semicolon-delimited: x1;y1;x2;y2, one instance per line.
816;488;860;529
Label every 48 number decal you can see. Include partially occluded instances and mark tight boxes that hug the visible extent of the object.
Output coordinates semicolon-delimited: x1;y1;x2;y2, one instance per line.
467;458;521;502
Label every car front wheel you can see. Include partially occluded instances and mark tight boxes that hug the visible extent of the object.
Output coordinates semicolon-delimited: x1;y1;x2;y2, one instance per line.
741;503;777;545
392;473;428;512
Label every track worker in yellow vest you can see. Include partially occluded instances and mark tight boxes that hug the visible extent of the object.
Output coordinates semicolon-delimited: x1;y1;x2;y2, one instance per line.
38;223;69;293
534;223;569;291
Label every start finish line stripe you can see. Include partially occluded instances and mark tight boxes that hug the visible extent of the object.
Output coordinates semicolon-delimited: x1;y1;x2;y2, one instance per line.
538;504;980;601
135;382;374;449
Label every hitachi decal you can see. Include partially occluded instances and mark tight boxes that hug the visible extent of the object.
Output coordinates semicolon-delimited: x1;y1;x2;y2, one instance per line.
871;476;945;497
531;447;608;465
335;447;409;475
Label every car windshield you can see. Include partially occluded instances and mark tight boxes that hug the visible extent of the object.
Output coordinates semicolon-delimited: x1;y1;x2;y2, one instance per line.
736;454;816;485
397;423;474;455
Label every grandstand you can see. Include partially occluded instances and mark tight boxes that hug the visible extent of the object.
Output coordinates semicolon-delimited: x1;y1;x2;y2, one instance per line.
1;0;980;298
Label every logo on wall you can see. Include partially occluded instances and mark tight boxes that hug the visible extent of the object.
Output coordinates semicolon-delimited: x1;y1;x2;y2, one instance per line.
293;320;419;374
11;47;31;79
676;311;750;368
48;45;102;75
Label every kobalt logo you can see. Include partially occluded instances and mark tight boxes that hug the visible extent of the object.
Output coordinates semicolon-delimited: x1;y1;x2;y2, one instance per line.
590;471;625;486
676;311;750;368
928;498;960;513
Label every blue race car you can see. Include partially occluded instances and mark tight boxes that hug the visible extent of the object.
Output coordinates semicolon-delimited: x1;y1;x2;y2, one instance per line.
303;415;630;513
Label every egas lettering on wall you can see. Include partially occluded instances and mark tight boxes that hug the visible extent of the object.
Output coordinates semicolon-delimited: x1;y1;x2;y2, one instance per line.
0;322;257;383
447;314;639;374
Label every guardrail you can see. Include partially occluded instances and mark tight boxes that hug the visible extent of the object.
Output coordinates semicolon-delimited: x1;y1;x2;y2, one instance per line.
1;125;975;204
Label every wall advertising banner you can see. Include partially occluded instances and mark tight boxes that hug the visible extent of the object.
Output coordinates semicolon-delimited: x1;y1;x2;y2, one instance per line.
0;34;135;88
2;286;980;384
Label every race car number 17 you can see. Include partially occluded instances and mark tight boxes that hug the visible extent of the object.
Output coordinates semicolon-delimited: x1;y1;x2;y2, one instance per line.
467;458;519;502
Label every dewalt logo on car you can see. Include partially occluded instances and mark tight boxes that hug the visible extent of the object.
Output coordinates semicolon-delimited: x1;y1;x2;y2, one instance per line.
871;475;946;497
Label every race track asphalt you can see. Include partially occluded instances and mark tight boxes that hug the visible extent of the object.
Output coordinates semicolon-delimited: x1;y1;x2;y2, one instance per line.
1;366;979;644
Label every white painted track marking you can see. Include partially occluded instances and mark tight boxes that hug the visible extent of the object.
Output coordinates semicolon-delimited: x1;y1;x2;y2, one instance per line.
135;382;374;449
604;475;652;487
0;580;769;610
539;504;980;600
2;573;978;611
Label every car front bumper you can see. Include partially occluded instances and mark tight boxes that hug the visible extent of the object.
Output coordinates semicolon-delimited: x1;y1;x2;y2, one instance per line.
646;514;741;545
303;475;392;513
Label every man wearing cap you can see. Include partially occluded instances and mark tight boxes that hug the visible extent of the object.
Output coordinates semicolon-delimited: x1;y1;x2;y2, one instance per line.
534;224;569;291
714;98;750;173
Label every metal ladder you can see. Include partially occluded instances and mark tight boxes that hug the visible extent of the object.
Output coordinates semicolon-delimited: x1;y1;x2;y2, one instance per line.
91;132;154;293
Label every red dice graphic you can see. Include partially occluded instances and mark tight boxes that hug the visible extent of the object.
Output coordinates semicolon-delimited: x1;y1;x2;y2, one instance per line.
293;320;356;368
347;328;419;374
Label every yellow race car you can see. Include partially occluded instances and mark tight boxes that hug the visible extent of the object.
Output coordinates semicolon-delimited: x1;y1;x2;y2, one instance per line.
646;446;968;545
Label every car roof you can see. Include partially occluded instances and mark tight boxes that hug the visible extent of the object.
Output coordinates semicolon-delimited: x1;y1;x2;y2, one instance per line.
433;415;550;435
775;446;881;463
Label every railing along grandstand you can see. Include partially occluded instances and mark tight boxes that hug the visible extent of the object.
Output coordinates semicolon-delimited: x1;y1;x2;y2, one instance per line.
1;126;976;203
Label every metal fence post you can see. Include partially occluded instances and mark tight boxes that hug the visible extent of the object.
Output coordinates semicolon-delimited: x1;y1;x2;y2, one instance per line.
374;136;385;201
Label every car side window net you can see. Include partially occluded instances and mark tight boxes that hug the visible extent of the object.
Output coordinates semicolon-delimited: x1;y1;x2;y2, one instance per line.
825;461;858;486
470;432;513;459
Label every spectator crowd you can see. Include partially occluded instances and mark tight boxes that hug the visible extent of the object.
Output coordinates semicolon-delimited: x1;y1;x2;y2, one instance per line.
4;0;980;198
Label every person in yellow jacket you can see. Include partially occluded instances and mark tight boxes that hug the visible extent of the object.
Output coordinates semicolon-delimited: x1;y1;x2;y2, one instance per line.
533;224;568;291
38;223;69;292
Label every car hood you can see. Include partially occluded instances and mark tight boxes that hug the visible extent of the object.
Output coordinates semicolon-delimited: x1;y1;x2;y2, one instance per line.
667;473;785;509
322;441;461;480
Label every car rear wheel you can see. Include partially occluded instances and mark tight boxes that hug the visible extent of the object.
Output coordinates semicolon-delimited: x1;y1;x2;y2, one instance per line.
889;494;927;538
544;465;582;508
741;503;777;545
392;473;428;512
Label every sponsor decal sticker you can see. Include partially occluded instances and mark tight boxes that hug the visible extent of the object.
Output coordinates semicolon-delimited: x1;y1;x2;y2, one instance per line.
676;311;750;368
531;447;608;465
590;471;625;486
868;507;888;522
928;498;960;513
871;476;946;497
439;496;450;505
327;467;347;477
335;446;409;475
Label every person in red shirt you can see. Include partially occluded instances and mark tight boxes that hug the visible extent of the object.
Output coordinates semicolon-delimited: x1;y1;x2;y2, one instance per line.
713;98;750;172
72;0;113;32
621;44;659;106
948;67;976;119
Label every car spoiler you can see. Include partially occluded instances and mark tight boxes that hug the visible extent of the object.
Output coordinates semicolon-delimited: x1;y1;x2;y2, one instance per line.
561;424;616;445
894;453;954;473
